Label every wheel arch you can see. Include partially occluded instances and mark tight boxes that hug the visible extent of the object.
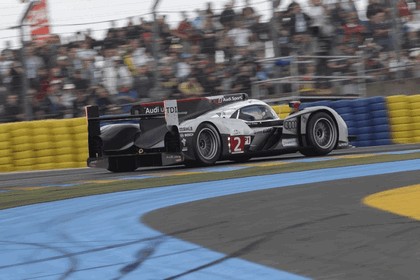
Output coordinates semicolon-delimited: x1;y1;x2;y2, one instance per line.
191;121;223;165
305;109;340;149
200;119;254;157
199;120;224;151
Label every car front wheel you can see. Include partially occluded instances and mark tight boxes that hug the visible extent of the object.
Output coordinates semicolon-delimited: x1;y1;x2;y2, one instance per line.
300;112;338;156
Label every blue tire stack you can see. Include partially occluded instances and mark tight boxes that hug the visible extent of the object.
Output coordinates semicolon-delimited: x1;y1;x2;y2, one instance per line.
366;96;392;146
329;100;356;146
349;98;372;147
300;97;393;147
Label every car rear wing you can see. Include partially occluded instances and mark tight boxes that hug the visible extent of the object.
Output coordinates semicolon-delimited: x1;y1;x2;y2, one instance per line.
130;93;248;117
85;105;167;159
85;93;248;158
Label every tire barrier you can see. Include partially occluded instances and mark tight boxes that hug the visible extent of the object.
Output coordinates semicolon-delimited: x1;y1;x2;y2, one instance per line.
330;100;356;146
386;95;417;144
408;95;420;143
367;97;392;146
0;124;12;171
300;94;420;147
0;118;87;173
272;104;291;120
0;95;419;173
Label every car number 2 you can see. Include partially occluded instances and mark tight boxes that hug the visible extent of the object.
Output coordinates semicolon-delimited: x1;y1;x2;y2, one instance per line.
230;136;251;153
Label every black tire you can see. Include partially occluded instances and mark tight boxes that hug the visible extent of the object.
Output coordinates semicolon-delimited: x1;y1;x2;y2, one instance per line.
107;157;137;172
192;123;222;166
300;112;338;156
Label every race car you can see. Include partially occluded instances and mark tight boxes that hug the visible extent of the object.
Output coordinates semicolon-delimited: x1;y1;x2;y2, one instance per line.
86;93;351;172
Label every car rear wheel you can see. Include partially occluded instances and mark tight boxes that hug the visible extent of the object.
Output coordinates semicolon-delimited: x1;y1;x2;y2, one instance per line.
107;157;137;172
192;123;221;165
300;112;337;156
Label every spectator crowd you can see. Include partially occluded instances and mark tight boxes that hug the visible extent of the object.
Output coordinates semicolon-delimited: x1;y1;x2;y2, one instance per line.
1;0;420;122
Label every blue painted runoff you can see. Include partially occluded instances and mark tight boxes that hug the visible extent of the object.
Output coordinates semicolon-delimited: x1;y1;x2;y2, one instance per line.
1;160;420;280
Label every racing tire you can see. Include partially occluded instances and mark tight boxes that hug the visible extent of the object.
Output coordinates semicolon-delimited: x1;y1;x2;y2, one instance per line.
192;123;222;166
107;157;137;172
300;112;338;157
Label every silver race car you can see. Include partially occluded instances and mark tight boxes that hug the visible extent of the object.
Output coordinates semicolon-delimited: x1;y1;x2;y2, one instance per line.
86;93;351;172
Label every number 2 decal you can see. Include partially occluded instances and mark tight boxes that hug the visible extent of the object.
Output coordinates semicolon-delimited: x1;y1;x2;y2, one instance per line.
230;136;251;154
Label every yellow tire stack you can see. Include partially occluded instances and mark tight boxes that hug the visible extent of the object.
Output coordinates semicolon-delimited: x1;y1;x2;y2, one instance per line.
70;118;88;168
47;119;76;169
10;122;37;171
0;117;89;173
386;95;414;144
408;94;420;143
32;120;58;170
0;123;13;172
271;104;291;119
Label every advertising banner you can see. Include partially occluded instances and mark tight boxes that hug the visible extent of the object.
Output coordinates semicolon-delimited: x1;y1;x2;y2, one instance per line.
24;0;50;41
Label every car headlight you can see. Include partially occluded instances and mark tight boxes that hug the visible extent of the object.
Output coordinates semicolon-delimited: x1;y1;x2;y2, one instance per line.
283;119;298;130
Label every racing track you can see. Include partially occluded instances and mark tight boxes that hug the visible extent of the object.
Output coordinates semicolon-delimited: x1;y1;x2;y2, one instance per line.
0;145;420;279
144;170;420;280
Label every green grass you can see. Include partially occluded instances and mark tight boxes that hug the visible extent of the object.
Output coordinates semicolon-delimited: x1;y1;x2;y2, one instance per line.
0;152;419;210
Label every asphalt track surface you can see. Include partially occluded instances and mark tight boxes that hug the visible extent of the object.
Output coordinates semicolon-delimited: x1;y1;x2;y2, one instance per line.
0;145;420;280
144;170;420;280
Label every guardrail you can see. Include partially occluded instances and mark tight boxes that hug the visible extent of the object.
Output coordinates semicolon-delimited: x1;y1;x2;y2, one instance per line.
0;95;419;173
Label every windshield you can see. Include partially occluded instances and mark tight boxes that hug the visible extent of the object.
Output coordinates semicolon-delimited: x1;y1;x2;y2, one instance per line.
235;105;277;121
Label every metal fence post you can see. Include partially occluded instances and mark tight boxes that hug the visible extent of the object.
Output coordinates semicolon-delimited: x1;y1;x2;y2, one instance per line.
20;1;37;121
